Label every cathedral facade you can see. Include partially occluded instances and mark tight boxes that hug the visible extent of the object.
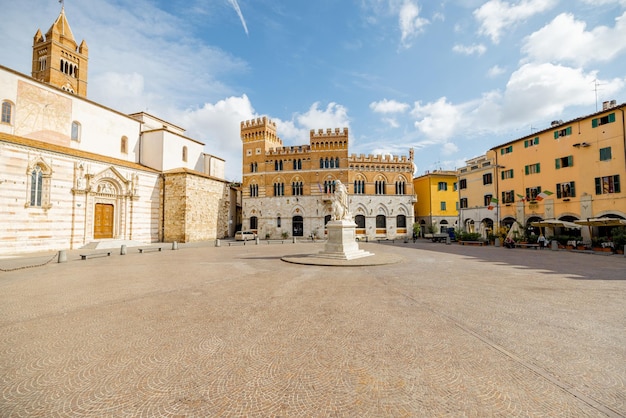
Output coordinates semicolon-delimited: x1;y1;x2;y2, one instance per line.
240;117;416;241
0;8;235;255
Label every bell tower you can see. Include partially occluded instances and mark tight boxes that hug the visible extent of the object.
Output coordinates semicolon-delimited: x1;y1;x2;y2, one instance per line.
32;6;88;97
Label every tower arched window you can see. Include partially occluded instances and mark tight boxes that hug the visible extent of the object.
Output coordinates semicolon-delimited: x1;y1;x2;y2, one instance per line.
182;146;188;162
121;136;128;154
336;157;340;168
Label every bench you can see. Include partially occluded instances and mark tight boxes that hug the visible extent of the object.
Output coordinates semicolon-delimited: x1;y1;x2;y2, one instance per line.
514;243;540;250
266;240;286;244
80;251;111;260
228;241;248;246
377;239;395;243
138;247;162;253
459;241;485;246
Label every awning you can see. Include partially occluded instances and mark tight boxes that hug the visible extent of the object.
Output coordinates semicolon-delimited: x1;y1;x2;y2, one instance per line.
574;218;626;227
531;219;582;229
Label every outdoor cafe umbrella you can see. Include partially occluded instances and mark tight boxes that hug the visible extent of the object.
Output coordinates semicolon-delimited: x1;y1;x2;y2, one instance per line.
530;219;582;234
574;217;626;240
574;217;626;227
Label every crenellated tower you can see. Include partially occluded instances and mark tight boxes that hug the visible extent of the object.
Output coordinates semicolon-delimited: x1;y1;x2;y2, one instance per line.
241;117;283;175
32;7;89;97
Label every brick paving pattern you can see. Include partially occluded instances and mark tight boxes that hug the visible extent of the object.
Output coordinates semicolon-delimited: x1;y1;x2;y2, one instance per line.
0;241;625;417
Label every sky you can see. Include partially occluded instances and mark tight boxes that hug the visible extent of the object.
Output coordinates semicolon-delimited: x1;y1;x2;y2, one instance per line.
1;0;626;181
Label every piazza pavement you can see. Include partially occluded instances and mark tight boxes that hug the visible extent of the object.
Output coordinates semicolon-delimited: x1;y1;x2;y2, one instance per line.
0;239;625;417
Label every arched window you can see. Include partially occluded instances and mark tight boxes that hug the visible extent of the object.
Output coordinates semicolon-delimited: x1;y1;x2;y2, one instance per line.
1;101;14;125
335;157;340;168
375;179;386;195
277;216;281;228
397;214;407;228
71;121;81;141
250;216;258;230
395;180;406;195
30;166;43;207
120;136;128;154
355;215;366;228
376;215;387;228
182;146;188;162
320;158;324;169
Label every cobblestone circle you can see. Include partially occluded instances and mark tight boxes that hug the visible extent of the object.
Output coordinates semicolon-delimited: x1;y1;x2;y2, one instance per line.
0;241;625;417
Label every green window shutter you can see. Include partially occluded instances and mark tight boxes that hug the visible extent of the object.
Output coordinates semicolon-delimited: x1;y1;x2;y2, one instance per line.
595;177;602;194
524;140;529;148
510;170;514;179
501;148;504;155
615;175;621;193
609;113;616;123
566;127;572;135
571;182;576;197
554;131;559;139
534;137;539;145
501;171;505;180
556;184;562;198
536;163;540;173
592;118;598;128
525;165;529;175
568;156;573;166
555;158;560;169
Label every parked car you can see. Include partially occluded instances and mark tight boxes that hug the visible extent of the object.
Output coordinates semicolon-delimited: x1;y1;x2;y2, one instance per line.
235;231;257;241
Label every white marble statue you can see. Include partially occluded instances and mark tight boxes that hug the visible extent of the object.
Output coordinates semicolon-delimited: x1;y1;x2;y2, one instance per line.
332;180;351;221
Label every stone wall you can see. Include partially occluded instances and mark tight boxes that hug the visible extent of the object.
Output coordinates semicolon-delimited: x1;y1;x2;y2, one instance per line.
163;170;231;243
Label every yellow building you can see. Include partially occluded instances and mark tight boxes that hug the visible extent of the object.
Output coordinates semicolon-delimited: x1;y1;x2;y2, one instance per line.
240;117;416;240
488;101;626;241
457;154;498;237
412;170;458;235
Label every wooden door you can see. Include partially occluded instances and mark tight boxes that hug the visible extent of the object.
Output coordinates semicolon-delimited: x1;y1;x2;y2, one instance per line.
94;203;114;239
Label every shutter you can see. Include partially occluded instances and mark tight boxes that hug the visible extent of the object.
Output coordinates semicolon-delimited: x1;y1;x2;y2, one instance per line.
566;127;572;135
556;184;562;198
534;137;539;145
615;175;621;193
501;148;504;155
555;158;560;169
511;170;514;179
536;163;540;173
609;113;616;123
525;140;529;148
592;118;598;128
554;131;559;139
595;177;601;194
525;165;529;175
570;182;575;197
568;155;573;167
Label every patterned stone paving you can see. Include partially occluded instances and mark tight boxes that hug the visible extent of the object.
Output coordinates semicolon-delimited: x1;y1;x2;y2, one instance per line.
0;241;624;417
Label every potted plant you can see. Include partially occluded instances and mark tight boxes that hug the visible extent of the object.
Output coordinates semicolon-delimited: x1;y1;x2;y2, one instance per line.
612;227;626;254
281;231;289;239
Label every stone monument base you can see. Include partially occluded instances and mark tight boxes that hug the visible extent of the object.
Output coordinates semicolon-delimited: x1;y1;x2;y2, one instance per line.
317;220;373;260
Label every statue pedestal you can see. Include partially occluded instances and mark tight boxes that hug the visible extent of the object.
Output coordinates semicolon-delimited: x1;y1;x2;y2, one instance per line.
318;220;373;260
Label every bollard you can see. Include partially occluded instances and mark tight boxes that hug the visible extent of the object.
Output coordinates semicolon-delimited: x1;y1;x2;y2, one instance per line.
446;236;451;245
551;240;558;251
293;237;296;244
120;244;127;255
215;239;221;247
172;241;178;250
255;237;260;245
57;250;67;263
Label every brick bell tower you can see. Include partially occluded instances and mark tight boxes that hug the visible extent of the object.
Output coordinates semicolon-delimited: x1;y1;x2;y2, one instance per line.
32;6;89;97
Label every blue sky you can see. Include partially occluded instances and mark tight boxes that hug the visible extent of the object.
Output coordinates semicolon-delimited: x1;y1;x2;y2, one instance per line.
2;0;626;180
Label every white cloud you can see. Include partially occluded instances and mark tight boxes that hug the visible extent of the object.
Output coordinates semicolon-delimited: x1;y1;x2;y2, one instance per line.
441;142;459;155
370;99;410;113
176;95;257;180
411;97;464;141
474;0;558;44
383;117;401;128
294;102;351;132
522;12;626;66
487;65;506;77
452;43;487;56
502;63;624;122
399;0;429;48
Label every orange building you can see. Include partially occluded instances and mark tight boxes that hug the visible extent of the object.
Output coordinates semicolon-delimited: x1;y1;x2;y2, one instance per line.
241;117;416;240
